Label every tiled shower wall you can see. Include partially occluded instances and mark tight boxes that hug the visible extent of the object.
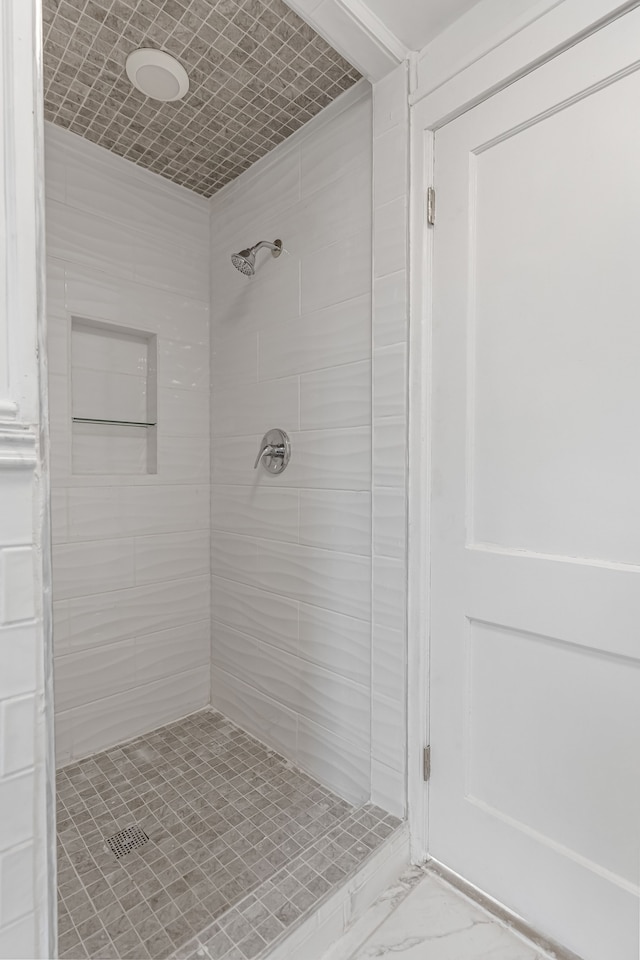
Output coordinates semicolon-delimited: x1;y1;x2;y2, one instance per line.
370;65;410;818
45;125;211;765
208;83;373;805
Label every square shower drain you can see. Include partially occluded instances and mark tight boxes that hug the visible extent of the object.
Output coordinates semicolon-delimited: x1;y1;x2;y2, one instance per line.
106;825;149;859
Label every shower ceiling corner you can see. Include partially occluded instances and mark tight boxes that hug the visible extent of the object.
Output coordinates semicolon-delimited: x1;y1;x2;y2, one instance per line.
41;0;361;198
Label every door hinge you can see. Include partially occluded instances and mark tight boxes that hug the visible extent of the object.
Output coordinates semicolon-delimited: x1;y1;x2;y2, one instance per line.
427;187;436;226
423;745;431;782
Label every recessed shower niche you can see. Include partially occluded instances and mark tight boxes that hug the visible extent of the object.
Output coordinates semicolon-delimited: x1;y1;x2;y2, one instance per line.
70;318;157;475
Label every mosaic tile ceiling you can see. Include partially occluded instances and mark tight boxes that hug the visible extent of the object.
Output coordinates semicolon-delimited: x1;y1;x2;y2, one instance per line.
42;0;361;197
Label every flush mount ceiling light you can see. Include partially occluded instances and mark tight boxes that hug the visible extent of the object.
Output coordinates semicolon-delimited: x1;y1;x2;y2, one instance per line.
125;48;189;102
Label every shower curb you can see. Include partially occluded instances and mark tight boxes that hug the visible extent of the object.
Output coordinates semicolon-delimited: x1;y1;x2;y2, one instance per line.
170;820;409;960
260;822;410;960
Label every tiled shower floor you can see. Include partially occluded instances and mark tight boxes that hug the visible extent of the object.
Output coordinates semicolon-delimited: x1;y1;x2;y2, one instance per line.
57;710;400;960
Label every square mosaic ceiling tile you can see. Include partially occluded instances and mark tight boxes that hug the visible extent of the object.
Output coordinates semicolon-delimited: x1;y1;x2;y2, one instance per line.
42;0;361;198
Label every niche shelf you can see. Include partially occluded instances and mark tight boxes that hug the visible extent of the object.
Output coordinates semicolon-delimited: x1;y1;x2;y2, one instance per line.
71;318;157;475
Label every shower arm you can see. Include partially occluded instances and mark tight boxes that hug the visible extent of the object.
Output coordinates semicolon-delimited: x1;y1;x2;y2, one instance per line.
252;240;280;254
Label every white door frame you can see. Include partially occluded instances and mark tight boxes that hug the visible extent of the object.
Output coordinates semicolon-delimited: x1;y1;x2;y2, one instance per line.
406;0;640;864
1;0;55;955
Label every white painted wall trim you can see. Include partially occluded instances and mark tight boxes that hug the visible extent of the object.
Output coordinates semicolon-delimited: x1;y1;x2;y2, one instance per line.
0;423;38;467
411;0;640;114
405;113;432;865
405;0;640;870
284;0;407;82
0;0;55;956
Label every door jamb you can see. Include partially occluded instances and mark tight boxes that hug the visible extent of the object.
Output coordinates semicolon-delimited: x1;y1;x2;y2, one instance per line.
405;0;638;864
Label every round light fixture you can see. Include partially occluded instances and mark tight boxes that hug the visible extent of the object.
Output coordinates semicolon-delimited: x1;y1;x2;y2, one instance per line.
125;48;189;102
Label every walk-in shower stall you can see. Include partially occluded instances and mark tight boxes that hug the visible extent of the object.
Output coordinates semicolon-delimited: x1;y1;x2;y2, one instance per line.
43;3;407;957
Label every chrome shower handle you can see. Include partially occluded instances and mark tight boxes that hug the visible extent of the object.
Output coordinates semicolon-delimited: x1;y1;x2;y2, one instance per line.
253;429;291;475
254;443;282;469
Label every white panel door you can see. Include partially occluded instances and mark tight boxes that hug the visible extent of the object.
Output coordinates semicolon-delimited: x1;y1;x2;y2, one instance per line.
428;12;640;960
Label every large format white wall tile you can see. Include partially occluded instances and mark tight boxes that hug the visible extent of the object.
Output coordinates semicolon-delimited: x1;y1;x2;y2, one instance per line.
300;361;371;430
209;88;375;801
211;577;298;651
212;429;371;491
120;485;210;537
299;490;371;556
373;418;406;488
211;668;298;761
45;200;136;281
373;197;407;279
211;485;299;543
51;125;209;246
211;622;369;751
373;343;406;420
372;623;405;704
287;428;371;491
65;576;210;652
373;124;408;208
52;539;135;600
298;604;370;687
213;249;300;331
373;271;407;348
54;640;138;711
211;329;258;390
212;377;299;438
136;620;209;683
71;368;149;424
288;171;372;256
371;692;405;772
254;540;371;621
47;123;211;759
158;338;209;391
70;668;209;760
300;93;371;198
72;324;148;378
301;231;371;314
258;295;371;381
297;718;370;805
373;487;406;560
156;436;210;484
210;533;257;584
157;388;210;438
371;759;405;819
371;63;410;815
132;231;209;301
372;556;406;632
133;531;210;585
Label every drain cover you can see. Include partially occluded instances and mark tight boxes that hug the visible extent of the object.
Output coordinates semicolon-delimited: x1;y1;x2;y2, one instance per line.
106;825;149;859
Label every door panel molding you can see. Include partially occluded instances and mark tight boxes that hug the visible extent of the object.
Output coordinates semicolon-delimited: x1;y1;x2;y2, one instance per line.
408;6;640;956
407;0;640;862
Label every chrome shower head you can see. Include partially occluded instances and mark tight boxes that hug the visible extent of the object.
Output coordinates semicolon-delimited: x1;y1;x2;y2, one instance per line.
231;239;282;277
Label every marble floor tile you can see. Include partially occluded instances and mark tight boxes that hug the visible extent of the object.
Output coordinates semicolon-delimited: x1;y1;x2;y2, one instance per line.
334;871;552;960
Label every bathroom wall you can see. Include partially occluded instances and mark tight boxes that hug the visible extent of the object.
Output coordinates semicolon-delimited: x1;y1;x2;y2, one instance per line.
45;125;211;765
1;1;54;953
370;64;410;817
208;83;373;804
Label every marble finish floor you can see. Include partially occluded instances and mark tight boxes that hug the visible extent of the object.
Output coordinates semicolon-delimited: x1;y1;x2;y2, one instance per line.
57;710;400;960
324;867;557;960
